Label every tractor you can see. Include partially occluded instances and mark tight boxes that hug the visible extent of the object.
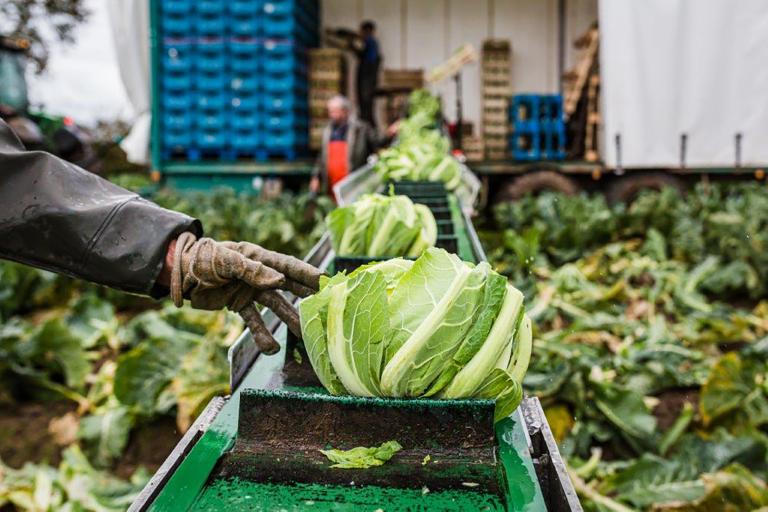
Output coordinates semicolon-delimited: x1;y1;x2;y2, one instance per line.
0;35;100;172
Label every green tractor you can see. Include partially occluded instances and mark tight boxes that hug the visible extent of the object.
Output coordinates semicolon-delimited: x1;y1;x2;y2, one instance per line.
0;35;100;172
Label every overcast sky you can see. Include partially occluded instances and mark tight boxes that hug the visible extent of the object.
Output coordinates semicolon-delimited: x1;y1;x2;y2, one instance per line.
27;0;133;126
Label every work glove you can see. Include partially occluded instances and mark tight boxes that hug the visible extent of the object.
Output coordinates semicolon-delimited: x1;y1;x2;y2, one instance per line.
170;232;322;355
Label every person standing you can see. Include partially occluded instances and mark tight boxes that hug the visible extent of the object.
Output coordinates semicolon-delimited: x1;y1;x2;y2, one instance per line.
354;20;381;127
310;95;379;200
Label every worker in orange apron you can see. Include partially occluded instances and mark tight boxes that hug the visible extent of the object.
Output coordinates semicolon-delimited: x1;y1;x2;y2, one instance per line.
311;95;381;202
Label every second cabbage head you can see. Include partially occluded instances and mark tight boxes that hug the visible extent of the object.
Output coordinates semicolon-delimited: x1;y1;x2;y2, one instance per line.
327;194;437;257
299;248;533;422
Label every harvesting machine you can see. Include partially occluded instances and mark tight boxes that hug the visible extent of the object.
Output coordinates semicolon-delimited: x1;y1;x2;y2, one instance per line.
130;162;581;512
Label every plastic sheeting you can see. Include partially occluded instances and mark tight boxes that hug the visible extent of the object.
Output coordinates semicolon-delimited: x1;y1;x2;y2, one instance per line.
599;0;768;168
106;0;151;165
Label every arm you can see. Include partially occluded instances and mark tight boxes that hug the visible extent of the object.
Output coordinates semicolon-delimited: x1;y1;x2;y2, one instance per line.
0;120;200;297
310;142;324;193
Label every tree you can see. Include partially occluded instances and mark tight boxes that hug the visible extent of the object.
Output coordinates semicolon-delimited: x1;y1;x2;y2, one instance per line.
0;0;91;74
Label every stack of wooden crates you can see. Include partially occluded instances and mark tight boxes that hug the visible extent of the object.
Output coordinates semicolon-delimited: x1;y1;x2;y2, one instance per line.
308;49;347;150
481;40;512;160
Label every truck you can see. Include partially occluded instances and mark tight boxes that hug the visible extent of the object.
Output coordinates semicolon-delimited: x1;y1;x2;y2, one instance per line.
140;0;768;207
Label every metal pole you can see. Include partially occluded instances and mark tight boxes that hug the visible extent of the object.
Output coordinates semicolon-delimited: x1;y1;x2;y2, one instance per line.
558;0;566;94
455;73;463;150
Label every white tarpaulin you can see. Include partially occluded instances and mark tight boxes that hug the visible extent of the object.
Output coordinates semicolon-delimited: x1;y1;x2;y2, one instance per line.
107;0;151;165
599;0;768;168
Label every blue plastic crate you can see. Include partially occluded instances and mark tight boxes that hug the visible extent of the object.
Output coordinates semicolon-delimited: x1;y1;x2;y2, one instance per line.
510;95;540;124
162;92;194;110
162;111;192;130
261;92;308;112
196;91;228;110
161;0;194;14
262;0;319;19
196;0;227;14
195;71;228;91
261;53;306;74
542;124;566;160
510;127;544;161
231;132;263;151
163;129;193;149
229;40;261;72
195;130;227;150
162;71;193;91
229;38;260;54
262;17;318;45
262;72;307;93
230;93;260;111
196;38;226;53
195;51;226;73
230;0;263;15
264;112;308;130
539;95;564;129
162;46;193;72
194;111;228;130
231;57;260;73
160;14;193;34
230;73;260;92
230;16;260;36
265;129;308;146
193;13;226;34
261;39;309;60
231;114;260;131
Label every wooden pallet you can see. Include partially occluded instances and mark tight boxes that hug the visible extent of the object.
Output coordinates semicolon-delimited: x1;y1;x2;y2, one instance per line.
563;27;599;118
584;73;600;162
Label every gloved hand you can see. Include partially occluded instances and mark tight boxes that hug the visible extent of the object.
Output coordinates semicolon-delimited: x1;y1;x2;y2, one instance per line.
170;232;322;354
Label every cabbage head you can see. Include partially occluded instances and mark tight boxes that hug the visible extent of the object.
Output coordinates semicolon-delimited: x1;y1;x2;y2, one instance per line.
299;248;533;422
327;194;437;257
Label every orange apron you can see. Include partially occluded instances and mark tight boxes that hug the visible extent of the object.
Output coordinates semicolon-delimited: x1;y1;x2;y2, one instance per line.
327;140;349;201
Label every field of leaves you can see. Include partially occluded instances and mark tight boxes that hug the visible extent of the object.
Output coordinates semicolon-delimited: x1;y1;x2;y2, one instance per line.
483;182;768;511
0;185;331;510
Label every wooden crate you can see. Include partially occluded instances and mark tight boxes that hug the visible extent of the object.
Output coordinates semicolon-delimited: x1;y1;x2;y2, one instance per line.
461;136;484;161
309;119;326;150
382;69;424;90
483;124;509;137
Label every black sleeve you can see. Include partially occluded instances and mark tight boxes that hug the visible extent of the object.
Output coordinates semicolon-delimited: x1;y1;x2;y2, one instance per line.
0;120;201;297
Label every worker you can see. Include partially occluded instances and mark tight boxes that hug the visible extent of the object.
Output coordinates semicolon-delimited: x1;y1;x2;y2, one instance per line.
309;94;380;199
0;120;320;355
354;20;381;126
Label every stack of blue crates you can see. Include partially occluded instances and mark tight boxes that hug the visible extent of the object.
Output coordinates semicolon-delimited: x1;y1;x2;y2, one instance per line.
158;0;319;161
508;94;566;161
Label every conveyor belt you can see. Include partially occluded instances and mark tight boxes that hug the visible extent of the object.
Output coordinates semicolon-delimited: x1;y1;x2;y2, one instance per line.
130;186;581;512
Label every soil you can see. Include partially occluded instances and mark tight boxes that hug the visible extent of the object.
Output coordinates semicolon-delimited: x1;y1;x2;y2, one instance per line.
114;415;181;479
653;388;699;431
0;401;75;468
0;400;181;479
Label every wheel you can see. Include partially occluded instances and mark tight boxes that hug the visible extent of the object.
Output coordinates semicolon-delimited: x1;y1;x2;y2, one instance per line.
606;172;684;204
494;170;580;203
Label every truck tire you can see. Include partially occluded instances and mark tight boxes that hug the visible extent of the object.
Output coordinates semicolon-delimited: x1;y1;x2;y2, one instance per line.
495;170;580;203
607;172;684;204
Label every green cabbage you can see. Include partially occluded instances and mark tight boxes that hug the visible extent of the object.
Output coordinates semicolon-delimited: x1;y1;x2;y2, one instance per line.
327;194;438;257
373;89;462;190
299;248;533;421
